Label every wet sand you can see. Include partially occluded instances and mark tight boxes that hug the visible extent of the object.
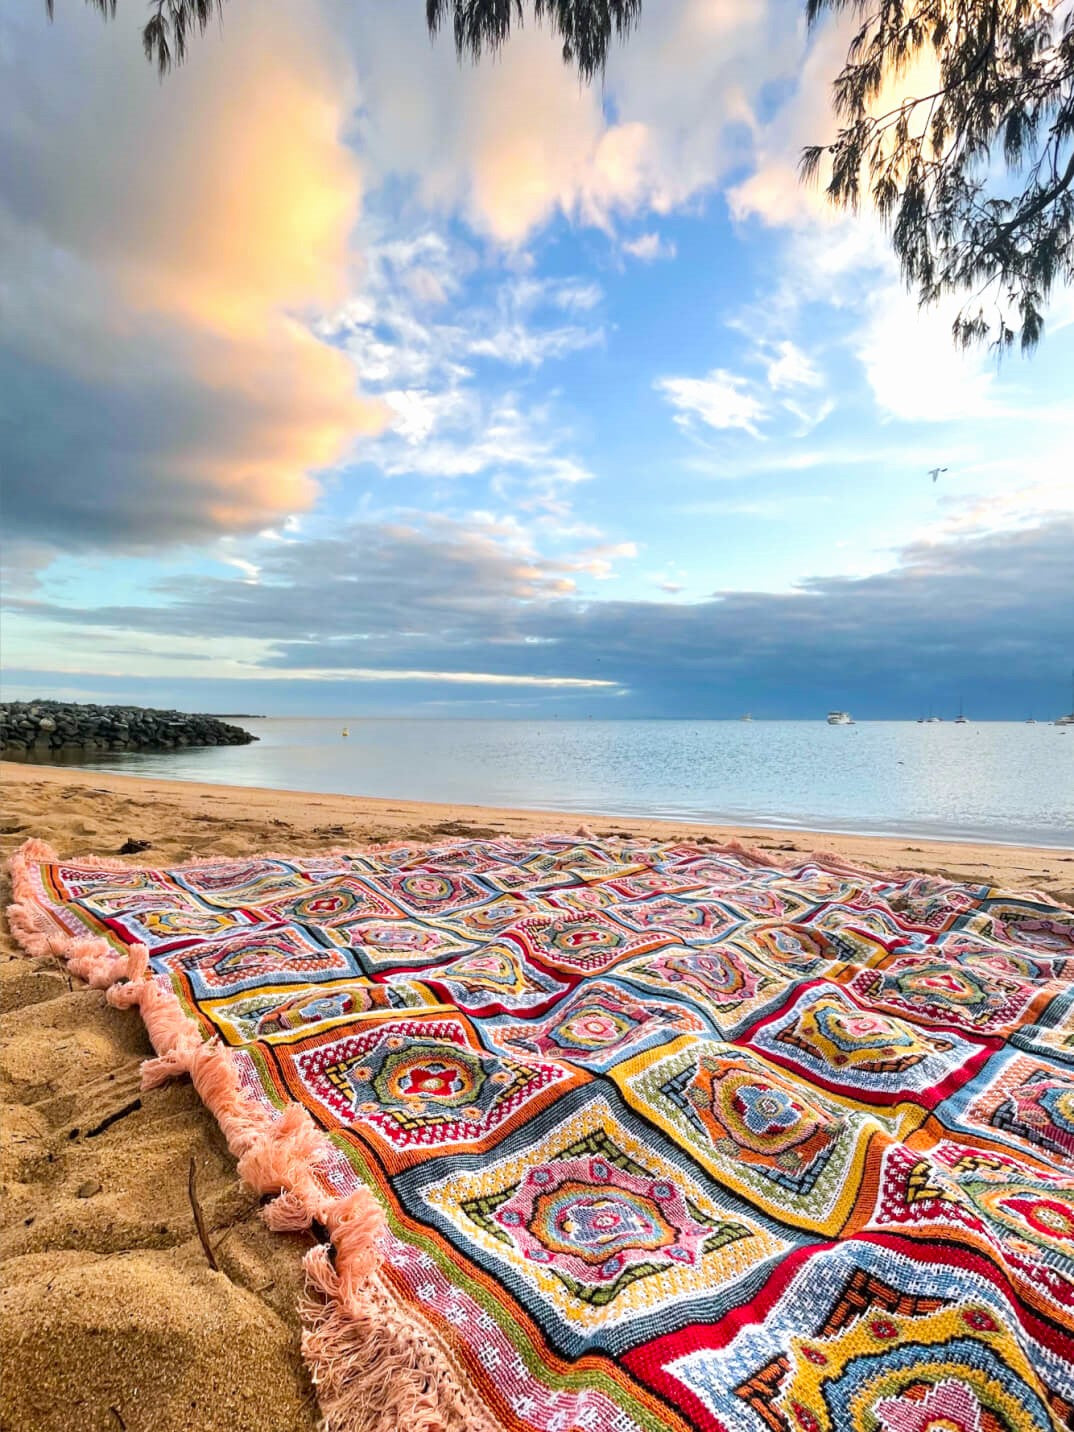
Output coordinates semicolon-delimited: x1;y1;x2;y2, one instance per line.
2;761;1071;1431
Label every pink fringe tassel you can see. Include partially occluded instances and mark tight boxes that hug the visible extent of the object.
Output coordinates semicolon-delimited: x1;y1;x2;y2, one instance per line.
5;837;496;1432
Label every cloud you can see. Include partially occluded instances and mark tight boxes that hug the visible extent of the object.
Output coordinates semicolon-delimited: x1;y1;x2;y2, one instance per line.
465;278;605;366
347;0;787;245
9;511;1072;717
762;340;824;392
622;233;677;262
655;370;767;436
1;0;382;556
856;285;998;423
315;236;602;521
723;11;1028;429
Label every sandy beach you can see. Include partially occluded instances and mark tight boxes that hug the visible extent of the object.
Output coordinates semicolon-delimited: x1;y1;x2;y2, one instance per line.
2;760;1071;1432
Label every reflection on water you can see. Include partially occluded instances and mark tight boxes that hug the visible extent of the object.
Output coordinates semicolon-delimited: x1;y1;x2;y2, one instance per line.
11;719;1074;847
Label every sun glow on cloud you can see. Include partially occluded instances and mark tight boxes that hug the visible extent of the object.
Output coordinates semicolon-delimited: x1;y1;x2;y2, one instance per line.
2;0;383;553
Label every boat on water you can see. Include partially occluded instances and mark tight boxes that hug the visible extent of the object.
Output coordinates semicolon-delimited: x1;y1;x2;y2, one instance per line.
341;727;350;737
741;713;753;722
1055;671;1074;725
955;695;968;724
827;711;853;725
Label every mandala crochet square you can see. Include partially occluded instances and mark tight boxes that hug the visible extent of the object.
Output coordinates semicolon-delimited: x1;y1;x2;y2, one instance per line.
198;975;436;1045
542;882;621;915
412;1092;797;1357
476;861;578;894
612;1039;881;1234
695;881;817;923
383;934;570;1015
482;976;707;1072
961;898;1074;955
595;867;711;900
273;1013;585;1163
613;942;792;1038
341;916;475;968
844;939;1072;1038
437;892;548;940
523;841;647;882
722;922;850;978
172;857;320;908
748;985;988;1108
156;922;363;998
658;1239;1073;1432
1012;994;1074;1066
503;911;675;975
863;1137;1074;1325
366;870;496;918
80;888;263;951
258;876;407;927
941;1049;1074;1170
604;894;744;943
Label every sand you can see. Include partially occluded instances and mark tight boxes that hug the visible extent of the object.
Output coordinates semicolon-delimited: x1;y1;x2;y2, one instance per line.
2;760;1071;1432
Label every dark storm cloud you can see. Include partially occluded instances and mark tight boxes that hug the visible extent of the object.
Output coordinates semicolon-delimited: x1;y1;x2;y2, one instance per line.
9;515;1074;717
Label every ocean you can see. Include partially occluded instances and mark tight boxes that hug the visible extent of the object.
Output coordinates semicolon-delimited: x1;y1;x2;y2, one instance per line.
21;717;1074;848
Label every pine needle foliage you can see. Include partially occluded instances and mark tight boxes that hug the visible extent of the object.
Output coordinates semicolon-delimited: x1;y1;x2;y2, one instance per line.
802;0;1074;351
425;0;642;80
46;0;222;76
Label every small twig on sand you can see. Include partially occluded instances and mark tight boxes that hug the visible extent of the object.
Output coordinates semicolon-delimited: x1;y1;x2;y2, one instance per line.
188;1157;219;1271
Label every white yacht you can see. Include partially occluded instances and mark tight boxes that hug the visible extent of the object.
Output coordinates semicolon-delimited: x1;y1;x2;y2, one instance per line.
1056;672;1074;725
826;711;853;725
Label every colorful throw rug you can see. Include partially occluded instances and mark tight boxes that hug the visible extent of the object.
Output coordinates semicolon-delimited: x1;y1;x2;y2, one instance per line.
8;833;1074;1432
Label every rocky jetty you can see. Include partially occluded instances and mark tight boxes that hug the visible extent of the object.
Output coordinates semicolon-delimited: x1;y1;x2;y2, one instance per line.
0;701;257;756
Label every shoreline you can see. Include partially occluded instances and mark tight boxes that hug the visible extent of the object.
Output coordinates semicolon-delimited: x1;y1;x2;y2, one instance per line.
3;760;1072;899
4;755;1070;853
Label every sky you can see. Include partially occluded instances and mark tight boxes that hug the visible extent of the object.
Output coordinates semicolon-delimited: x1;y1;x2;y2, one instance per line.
2;0;1072;721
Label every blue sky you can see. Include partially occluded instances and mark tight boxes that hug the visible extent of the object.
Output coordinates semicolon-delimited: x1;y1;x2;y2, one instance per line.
2;0;1072;719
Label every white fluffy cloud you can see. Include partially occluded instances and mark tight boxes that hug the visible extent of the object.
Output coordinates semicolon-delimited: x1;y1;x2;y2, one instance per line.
656;370;768;436
622;232;678;261
346;0;787;245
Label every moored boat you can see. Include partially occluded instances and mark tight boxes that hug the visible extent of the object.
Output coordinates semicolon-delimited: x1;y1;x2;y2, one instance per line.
1056;671;1074;725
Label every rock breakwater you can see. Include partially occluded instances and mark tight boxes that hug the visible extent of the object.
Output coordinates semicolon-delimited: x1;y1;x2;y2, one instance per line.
0;702;257;755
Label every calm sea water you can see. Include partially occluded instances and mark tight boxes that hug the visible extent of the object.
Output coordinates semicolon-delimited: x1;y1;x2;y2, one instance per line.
24;718;1074;847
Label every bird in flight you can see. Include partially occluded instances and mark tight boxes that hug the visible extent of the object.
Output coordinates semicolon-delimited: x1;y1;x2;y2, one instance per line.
928;466;948;483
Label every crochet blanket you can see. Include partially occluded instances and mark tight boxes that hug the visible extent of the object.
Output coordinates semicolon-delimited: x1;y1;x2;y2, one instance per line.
9;834;1074;1432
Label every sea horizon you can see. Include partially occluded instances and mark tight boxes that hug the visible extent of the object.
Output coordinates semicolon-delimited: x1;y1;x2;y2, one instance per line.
9;715;1072;850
